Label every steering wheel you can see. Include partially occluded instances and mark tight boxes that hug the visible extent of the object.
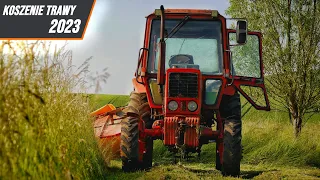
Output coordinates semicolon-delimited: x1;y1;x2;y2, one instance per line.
168;54;194;68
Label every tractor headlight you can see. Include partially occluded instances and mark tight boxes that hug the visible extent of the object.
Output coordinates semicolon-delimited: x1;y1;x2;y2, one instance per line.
187;101;198;112
168;101;178;111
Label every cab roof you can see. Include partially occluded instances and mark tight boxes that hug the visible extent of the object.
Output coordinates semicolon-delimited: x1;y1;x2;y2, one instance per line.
146;9;220;18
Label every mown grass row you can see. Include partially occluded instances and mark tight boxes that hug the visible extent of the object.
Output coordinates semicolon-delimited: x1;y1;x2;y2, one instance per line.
0;41;109;179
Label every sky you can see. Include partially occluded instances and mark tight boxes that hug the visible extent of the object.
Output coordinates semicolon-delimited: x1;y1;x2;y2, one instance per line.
66;0;230;95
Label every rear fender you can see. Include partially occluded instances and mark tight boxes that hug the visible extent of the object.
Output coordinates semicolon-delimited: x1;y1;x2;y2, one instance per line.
223;85;236;96
132;77;146;93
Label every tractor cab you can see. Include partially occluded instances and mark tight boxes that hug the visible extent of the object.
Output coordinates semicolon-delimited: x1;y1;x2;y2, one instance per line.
135;7;270;112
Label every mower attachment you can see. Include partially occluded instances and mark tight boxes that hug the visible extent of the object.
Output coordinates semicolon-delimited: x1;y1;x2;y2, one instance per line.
90;104;126;158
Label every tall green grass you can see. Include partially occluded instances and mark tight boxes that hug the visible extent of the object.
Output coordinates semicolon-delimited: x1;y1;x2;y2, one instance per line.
0;41;108;179
241;109;320;167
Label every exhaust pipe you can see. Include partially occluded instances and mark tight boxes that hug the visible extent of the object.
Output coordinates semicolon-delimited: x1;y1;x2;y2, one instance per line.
157;5;166;88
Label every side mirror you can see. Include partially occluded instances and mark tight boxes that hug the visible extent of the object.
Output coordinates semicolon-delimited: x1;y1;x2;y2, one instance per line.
236;20;247;44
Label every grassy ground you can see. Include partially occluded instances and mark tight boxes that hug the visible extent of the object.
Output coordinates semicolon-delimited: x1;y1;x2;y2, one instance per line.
90;94;320;180
89;94;130;109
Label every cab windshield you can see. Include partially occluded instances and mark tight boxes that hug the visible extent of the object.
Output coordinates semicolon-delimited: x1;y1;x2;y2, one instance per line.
147;19;223;74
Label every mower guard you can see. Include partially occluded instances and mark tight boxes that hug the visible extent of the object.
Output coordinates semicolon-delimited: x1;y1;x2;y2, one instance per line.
90;104;126;158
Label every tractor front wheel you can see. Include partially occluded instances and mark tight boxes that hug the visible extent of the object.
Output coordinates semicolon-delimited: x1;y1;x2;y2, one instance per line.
220;93;242;177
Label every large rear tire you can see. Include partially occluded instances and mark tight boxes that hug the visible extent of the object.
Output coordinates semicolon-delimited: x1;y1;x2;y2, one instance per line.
219;93;242;177
120;92;153;172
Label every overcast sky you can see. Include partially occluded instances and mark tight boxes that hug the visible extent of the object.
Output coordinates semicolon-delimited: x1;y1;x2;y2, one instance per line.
67;0;230;95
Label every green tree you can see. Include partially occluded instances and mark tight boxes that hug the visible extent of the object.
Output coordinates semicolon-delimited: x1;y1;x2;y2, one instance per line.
226;0;320;137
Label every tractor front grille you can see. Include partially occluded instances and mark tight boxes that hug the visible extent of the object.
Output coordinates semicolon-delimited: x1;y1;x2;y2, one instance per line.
168;73;198;98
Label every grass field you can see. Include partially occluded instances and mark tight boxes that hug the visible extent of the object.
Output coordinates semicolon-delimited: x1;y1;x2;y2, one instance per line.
89;94;320;180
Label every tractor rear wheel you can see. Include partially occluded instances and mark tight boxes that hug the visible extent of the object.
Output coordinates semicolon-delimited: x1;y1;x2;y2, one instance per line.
219;93;242;177
120;116;140;172
120;92;153;172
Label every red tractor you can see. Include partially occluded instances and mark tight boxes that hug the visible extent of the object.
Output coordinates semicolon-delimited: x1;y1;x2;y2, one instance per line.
91;5;270;177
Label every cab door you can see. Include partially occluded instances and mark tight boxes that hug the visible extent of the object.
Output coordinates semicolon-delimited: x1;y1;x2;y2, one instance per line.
228;31;270;111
